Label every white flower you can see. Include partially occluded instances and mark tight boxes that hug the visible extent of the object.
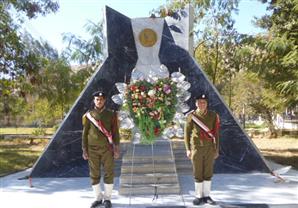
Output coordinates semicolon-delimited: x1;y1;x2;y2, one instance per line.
148;89;156;97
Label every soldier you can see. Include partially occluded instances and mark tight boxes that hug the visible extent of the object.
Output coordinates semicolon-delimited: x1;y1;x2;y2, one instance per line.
184;94;220;206
82;90;120;208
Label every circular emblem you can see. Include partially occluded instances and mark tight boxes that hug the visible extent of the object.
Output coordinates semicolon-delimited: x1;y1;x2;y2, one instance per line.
139;28;158;47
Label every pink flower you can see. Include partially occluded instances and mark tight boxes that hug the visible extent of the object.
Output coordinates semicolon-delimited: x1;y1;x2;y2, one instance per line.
163;84;171;94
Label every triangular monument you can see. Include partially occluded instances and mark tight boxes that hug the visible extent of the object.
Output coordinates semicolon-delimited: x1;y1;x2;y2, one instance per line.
29;6;271;178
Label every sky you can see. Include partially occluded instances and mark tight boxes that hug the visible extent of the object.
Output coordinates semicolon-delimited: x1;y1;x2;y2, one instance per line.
23;0;269;53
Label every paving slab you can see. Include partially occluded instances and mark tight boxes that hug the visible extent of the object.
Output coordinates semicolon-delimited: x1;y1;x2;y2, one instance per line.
1;165;297;208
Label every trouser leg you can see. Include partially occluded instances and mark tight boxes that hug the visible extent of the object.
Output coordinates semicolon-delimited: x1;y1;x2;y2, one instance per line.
203;146;215;181
202;146;216;205
191;149;204;183
102;149;114;184
88;147;101;185
102;149;114;202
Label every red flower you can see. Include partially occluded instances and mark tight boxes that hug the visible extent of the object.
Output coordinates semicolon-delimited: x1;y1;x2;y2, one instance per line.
154;127;160;135
130;85;137;91
154;111;161;120
140;85;146;91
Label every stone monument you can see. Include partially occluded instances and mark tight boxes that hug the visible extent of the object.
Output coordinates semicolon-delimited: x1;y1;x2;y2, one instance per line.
29;6;271;179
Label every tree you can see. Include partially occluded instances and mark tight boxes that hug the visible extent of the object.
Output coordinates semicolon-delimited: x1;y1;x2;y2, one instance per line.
27;98;63;127
255;0;298;106
231;71;285;136
192;0;239;85
0;0;59;78
232;35;290;137
70;66;94;96
152;0;240;99
37;59;76;119
0;29;62;126
0;79;26;126
62;20;104;67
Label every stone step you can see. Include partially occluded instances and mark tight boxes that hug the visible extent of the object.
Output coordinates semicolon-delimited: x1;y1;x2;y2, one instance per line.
175;155;191;163
119;183;180;195
176;163;192;169
176;168;193;175
122;156;175;162
122;156;175;163
172;145;186;150
172;145;192;174
174;159;190;164
175;166;192;171
173;149;186;153
174;158;189;164
124;145;174;157
120;173;179;184
119;140;181;196
173;148;187;153
171;140;186;147
121;163;176;174
173;155;188;161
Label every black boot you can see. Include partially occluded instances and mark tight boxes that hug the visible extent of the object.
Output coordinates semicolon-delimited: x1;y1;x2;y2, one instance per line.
90;200;102;208
193;197;205;205
204;196;216;205
103;200;112;208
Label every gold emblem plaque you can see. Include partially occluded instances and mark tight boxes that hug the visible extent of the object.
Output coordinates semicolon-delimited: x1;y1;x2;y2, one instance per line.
139;28;158;47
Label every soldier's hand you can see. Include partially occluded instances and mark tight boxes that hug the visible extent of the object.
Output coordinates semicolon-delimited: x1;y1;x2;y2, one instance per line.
186;150;192;159
114;145;120;159
214;151;219;159
82;149;89;160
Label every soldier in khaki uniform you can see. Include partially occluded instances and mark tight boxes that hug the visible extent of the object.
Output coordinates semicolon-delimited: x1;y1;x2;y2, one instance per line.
184;94;220;206
82;90;120;208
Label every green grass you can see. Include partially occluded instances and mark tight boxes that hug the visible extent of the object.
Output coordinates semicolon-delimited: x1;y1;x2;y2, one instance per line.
0;127;54;135
1;134;297;176
0;138;48;176
252;137;298;169
245;122;267;130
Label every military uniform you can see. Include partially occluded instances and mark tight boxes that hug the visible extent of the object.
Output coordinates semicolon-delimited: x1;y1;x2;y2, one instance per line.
82;108;120;185
82;91;120;208
184;94;220;205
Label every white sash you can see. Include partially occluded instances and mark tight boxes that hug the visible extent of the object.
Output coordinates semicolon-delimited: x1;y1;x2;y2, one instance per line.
86;112;113;144
191;114;216;144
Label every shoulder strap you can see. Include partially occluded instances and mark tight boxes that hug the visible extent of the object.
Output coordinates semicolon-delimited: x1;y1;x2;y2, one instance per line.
86;112;113;144
191;113;216;144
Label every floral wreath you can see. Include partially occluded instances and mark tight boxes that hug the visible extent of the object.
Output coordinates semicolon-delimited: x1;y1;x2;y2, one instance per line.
112;65;191;144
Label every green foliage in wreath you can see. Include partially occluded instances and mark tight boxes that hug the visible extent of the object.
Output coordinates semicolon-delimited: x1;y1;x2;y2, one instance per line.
126;78;178;144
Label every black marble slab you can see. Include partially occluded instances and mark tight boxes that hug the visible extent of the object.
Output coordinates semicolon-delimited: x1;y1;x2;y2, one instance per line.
29;6;137;177
159;21;270;173
29;6;270;178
